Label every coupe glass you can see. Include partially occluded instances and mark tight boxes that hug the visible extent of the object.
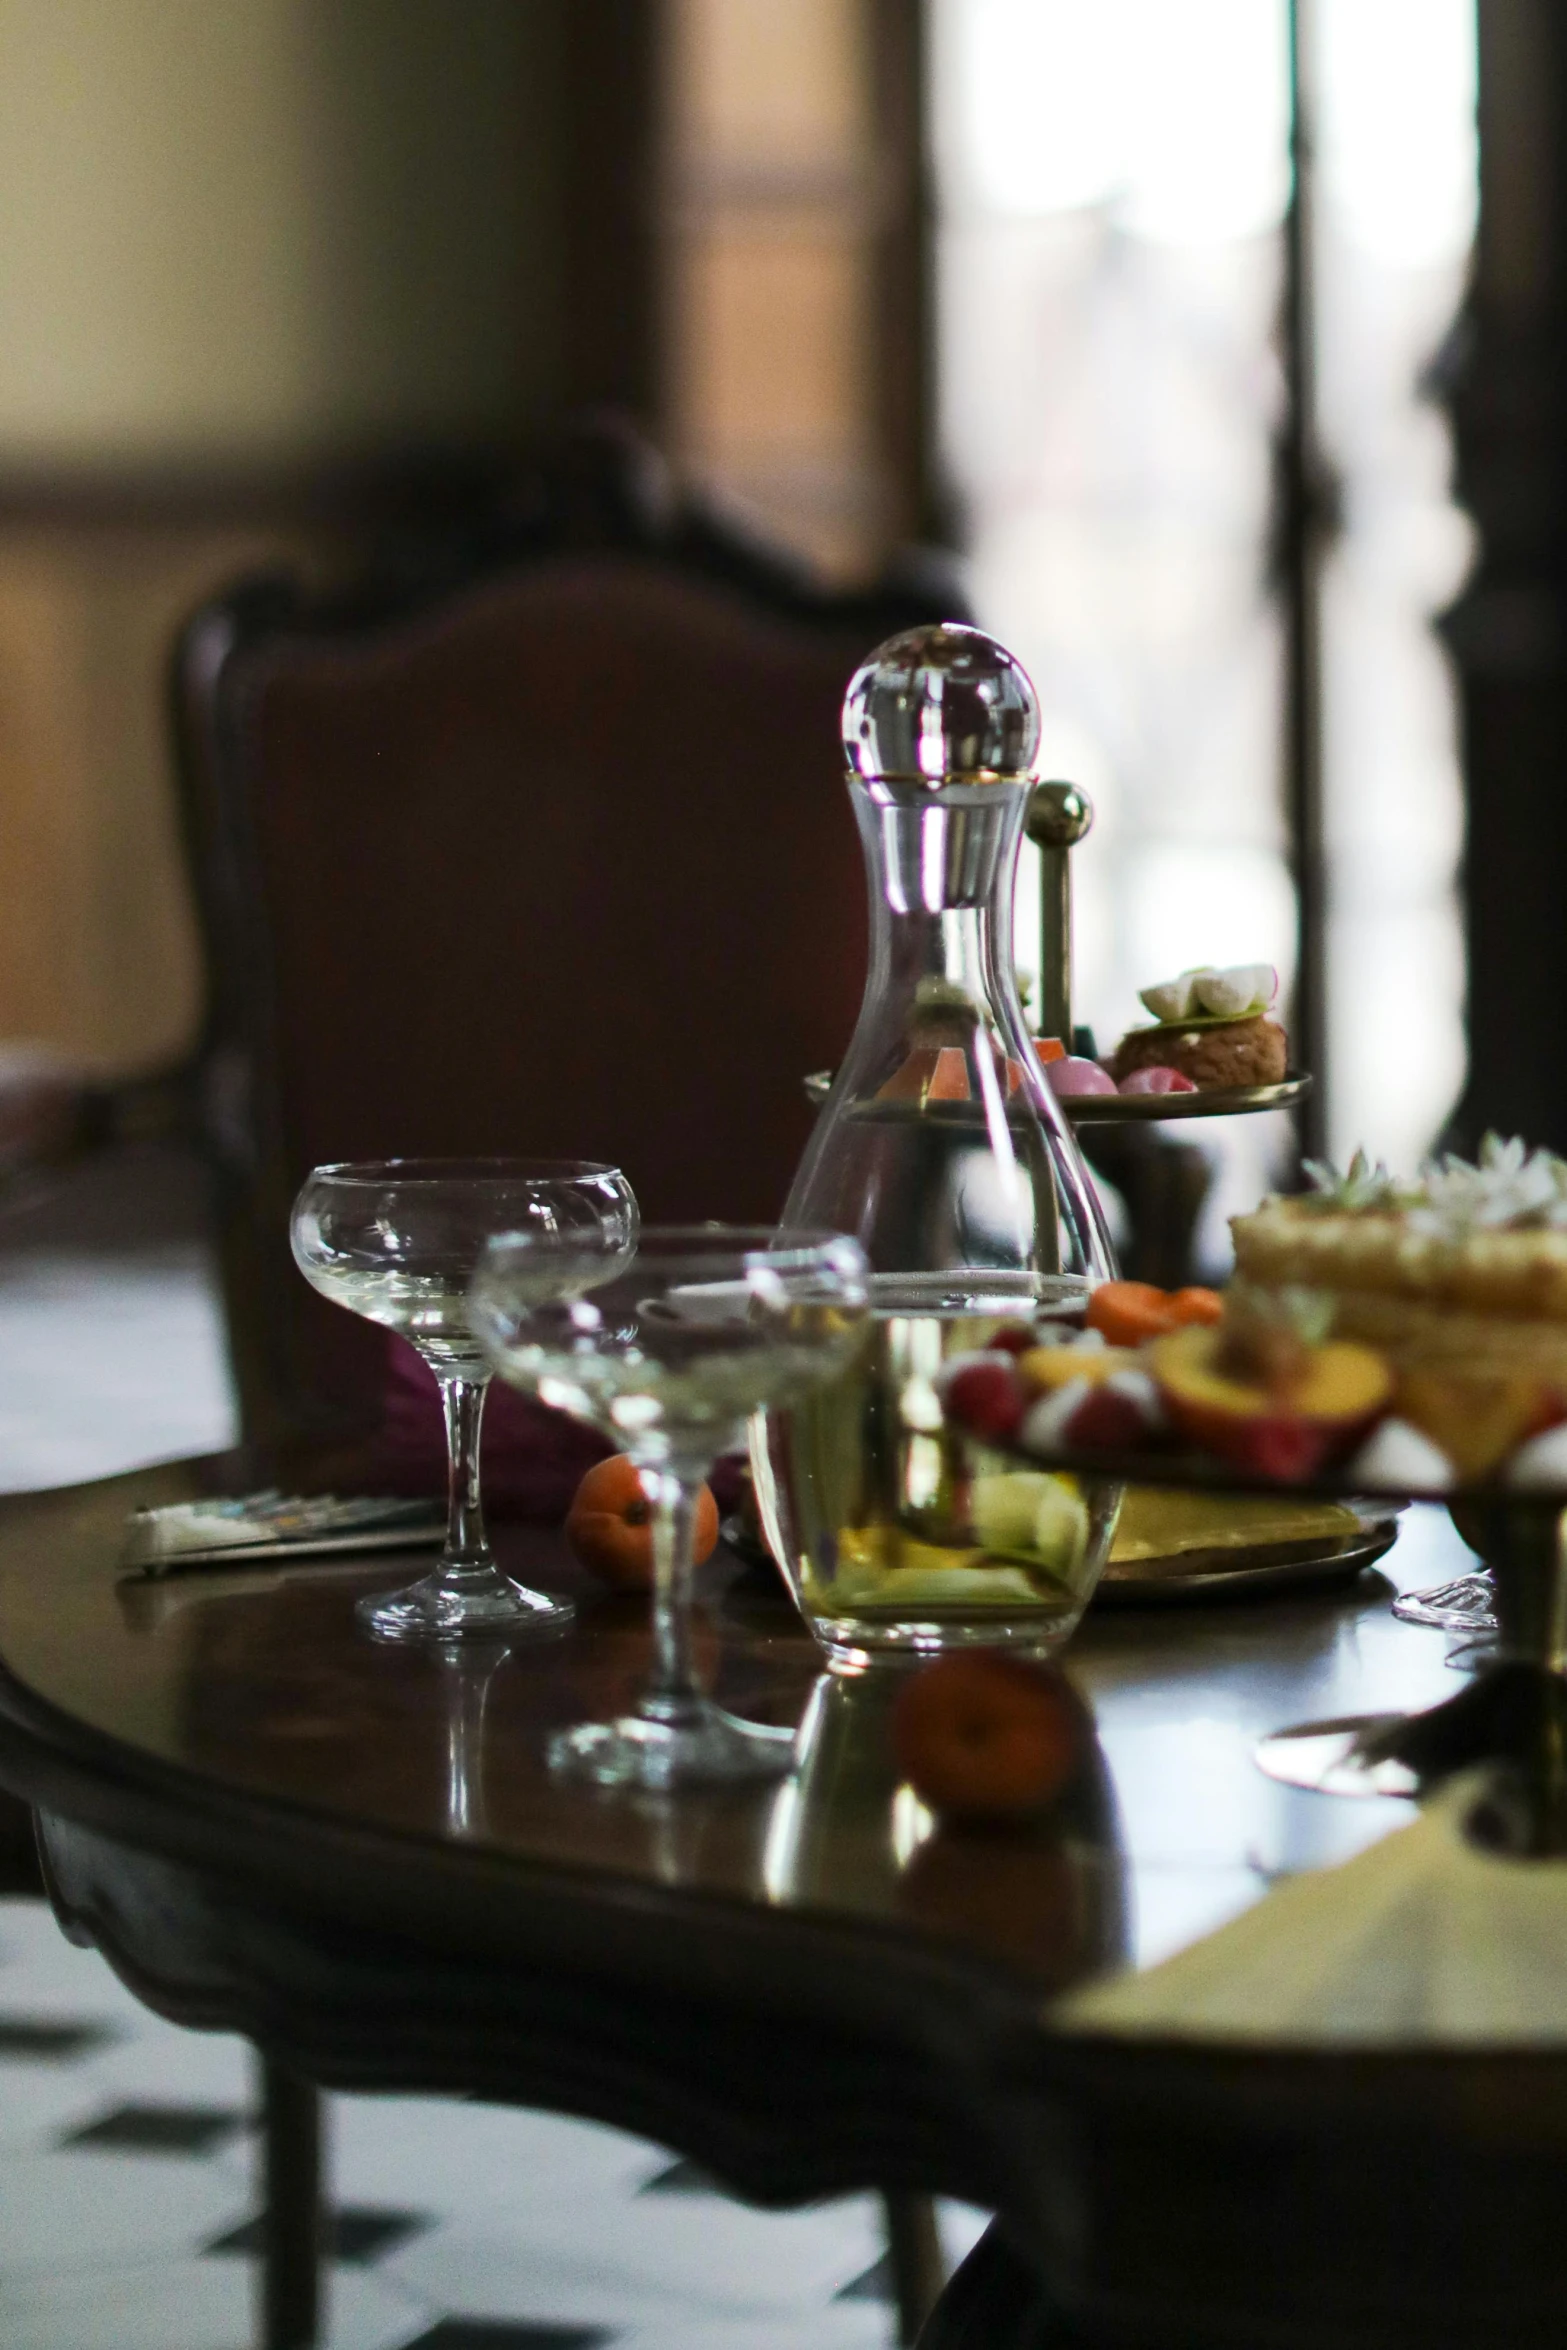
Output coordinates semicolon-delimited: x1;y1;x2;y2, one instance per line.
470;1225;870;1789
291;1158;638;1643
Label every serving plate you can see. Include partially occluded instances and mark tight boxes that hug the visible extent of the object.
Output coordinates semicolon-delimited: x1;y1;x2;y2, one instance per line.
1060;1071;1312;1124
802;1069;1312;1121
724;1492;1398;1608
1095;1509;1399;1605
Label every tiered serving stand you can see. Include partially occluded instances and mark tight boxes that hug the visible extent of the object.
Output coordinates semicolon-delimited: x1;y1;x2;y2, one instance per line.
808;773;1314;1127
1025;777;1315;1124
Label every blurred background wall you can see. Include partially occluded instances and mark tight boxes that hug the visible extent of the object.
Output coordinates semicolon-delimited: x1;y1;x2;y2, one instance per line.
4;0;1560;1192
0;0;562;1075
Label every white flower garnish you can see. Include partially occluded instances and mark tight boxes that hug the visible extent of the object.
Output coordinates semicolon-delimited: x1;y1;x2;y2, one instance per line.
1298;1135;1567;1236
1300;1147;1403;1214
1139;969;1210;1022
1139;962;1276;1023
1193;963;1277;1017
1411;1133;1567;1237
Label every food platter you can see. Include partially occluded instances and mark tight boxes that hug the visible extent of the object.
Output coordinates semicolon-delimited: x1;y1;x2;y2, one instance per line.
1094;1506;1398;1605
1060;1071;1313;1124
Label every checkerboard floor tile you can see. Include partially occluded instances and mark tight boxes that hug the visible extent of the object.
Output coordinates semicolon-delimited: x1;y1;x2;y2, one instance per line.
65;2100;248;2154
0;1897;990;2347
399;2327;613;2350
208;2205;433;2265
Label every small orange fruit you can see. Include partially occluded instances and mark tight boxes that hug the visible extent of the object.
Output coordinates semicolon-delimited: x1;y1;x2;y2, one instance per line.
892;1654;1080;1820
565;1454;720;1591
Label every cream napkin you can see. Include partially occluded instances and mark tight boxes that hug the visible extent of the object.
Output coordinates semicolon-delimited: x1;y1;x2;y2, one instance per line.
1057;1774;1567;2048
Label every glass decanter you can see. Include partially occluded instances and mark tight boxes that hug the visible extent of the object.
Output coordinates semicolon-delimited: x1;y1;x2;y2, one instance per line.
752;622;1121;1667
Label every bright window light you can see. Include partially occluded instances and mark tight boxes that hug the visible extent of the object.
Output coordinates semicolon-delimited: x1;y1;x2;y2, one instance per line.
936;0;1478;1227
1317;0;1478;269
948;0;1290;244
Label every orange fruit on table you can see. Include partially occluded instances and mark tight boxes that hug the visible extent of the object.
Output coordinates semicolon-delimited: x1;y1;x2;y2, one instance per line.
565;1454;720;1591
893;1654;1081;1821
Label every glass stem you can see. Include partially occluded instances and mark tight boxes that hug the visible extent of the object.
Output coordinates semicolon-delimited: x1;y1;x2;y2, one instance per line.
438;1374;493;1573
638;1466;705;1727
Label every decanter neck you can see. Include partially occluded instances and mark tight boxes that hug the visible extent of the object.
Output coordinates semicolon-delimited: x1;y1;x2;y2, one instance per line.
855;787;1024;1017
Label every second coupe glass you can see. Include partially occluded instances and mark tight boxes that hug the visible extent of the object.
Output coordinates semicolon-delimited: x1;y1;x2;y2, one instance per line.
470;1225;869;1788
291;1157;638;1642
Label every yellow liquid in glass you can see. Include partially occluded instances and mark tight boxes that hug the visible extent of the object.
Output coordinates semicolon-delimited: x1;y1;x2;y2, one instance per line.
752;1279;1119;1666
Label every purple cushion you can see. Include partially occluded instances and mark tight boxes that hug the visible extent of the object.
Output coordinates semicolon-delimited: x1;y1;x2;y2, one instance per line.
371;1335;610;1521
369;1336;751;1524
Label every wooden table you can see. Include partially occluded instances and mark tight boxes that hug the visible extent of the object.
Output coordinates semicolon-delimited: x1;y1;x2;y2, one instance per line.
0;1451;1562;2348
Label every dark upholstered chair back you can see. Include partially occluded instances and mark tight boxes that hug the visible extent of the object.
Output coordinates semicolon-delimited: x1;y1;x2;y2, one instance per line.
173;428;965;1438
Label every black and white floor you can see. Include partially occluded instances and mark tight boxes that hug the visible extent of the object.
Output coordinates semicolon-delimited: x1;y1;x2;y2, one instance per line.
0;1892;989;2348
0;1151;988;2347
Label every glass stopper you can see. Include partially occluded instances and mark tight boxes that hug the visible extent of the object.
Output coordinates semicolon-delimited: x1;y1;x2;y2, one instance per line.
842;622;1041;787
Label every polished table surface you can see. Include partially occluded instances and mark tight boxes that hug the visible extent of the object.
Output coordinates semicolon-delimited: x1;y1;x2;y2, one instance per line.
0;1449;1461;1967
0;1449;1556;2346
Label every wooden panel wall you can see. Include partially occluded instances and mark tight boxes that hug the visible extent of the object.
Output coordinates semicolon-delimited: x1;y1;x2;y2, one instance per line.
0;0;565;1072
0;517;357;1071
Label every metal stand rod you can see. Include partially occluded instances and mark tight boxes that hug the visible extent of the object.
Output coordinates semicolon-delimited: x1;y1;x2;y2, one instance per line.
1282;0;1330;1162
257;2050;324;2350
1037;845;1073;1047
882;2189;947;2347
1024;781;1092;1047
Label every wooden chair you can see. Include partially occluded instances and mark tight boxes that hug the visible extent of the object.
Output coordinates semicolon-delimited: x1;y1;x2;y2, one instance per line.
172;418;962;1451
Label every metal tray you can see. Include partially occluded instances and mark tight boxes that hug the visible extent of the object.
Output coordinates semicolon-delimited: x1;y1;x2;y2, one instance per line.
1061;1072;1312;1124
1094;1510;1399;1605
722;1510;1399;1605
802;1070;1312;1121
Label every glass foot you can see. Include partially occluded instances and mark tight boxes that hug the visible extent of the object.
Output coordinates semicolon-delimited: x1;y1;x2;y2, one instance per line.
547;1702;798;1790
1392;1571;1496;1635
358;1563;574;1644
1255;1661;1567;1798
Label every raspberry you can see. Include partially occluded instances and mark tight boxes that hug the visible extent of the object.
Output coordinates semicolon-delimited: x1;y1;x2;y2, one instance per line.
1247;1418;1331;1481
1062;1384;1152;1452
989;1323;1039;1358
944;1359;1025;1443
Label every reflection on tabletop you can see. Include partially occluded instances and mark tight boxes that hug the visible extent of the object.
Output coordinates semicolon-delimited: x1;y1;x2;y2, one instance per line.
765;1667;1127;1993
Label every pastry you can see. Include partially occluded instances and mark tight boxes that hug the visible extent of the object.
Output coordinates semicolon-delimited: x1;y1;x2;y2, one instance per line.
1232;1137;1567;1474
1110;963;1287;1090
1111;1012;1287;1090
1231;1139;1567;1355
